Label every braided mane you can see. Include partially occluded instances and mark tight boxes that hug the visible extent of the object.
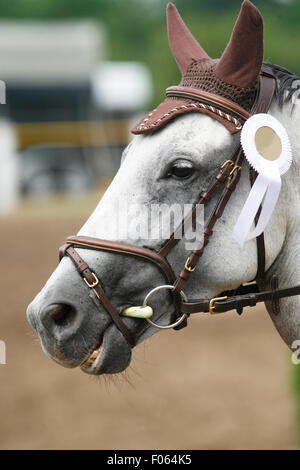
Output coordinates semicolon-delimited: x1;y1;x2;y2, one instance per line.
267;62;300;107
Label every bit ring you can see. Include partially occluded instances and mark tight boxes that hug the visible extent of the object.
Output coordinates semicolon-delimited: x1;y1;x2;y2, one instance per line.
143;285;187;330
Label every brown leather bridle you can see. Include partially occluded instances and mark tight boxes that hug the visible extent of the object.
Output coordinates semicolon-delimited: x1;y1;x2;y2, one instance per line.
59;65;300;348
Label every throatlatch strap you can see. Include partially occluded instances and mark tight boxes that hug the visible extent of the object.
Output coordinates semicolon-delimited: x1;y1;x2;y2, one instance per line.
251;64;275;280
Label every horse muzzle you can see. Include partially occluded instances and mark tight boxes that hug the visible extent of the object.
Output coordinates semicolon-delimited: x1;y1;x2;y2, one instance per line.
26;287;133;375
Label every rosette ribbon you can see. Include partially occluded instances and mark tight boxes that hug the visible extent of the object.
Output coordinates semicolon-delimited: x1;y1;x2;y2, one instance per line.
233;114;292;246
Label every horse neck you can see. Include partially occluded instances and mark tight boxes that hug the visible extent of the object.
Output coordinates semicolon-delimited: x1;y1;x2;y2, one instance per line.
258;97;300;348
266;97;300;276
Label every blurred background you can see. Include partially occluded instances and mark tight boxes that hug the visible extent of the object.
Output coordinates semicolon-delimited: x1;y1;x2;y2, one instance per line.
0;0;299;449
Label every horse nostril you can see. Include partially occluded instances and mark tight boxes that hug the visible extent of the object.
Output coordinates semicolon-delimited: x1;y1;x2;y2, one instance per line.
46;304;76;327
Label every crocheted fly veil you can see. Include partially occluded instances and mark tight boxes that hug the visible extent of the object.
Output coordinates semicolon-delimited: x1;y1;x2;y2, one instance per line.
132;0;264;135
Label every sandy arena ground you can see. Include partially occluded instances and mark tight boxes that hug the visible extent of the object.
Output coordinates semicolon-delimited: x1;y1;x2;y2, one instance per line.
0;195;296;449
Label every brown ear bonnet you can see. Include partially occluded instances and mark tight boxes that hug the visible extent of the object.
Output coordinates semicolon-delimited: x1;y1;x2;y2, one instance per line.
131;0;264;135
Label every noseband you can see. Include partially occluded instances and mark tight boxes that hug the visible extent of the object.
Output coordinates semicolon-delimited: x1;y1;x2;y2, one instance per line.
59;65;300;348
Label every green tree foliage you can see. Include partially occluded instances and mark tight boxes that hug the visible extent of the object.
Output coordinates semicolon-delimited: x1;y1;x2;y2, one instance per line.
0;0;299;105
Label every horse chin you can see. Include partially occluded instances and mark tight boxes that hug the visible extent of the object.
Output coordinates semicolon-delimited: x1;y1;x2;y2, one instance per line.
79;311;173;375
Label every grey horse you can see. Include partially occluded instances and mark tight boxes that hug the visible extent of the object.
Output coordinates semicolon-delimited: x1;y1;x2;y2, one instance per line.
27;2;300;375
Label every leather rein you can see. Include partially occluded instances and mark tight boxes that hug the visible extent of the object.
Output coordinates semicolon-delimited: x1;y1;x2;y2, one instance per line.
59;65;300;348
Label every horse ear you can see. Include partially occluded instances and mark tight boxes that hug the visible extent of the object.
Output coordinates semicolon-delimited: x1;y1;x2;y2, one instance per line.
215;0;263;88
167;2;210;75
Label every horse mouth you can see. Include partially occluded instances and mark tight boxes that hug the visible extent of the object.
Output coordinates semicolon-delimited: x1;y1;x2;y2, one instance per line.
78;322;132;375
80;333;104;370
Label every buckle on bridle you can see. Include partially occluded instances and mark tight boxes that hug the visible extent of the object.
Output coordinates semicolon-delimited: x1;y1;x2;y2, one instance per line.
221;159;234;170
229;165;242;176
185;256;196;272
209;296;228;314
83;272;99;288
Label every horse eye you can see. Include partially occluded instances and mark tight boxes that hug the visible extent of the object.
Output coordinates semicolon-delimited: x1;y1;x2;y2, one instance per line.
169;161;194;179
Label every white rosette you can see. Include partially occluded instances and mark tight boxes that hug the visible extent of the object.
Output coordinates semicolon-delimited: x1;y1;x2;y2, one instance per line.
233;113;292;246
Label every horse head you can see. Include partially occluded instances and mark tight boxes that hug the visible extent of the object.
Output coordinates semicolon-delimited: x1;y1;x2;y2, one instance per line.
27;1;299;375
